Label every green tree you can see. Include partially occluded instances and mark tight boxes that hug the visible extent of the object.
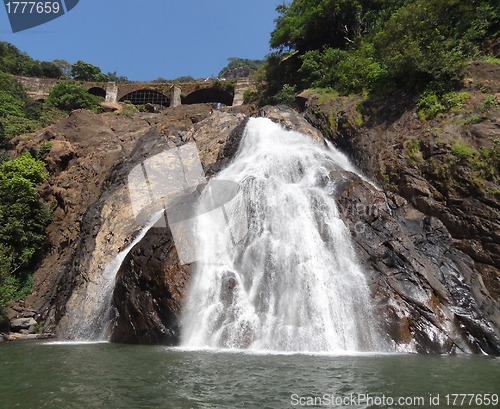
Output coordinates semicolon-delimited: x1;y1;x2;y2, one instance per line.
0;73;41;142
263;0;403;99
298;42;386;93
107;71;130;83
373;0;500;88
151;77;168;83
171;75;195;83
0;41;63;78
47;82;103;112
0;71;30;103
39;61;63;79
0;41;20;74
52;59;72;76
0;72;66;141
0;153;51;318
263;0;500;99
270;0;404;53
151;76;195;83
70;60;109;82
18;57;42;77
0;91;24;118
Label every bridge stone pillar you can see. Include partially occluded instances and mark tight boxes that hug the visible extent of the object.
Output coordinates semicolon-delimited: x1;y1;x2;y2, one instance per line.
170;86;181;107
232;77;255;106
105;82;118;103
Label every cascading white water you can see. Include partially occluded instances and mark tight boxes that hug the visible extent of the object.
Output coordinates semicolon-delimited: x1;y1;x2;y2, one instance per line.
181;117;383;353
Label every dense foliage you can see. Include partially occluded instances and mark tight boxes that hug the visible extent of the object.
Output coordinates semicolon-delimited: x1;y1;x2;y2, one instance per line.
0;153;51;323
0;44;92;322
46;82;103;112
0;43;107;145
70;60;109;82
0;72;66;146
260;0;500;104
0;41;64;79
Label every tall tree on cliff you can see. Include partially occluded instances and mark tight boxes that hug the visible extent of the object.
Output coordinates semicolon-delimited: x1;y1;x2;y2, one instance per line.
52;59;72;77
270;0;404;53
262;0;500;101
70;60;109;82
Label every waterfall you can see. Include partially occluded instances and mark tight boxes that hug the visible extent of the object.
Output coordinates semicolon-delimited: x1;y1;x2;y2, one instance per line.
63;210;164;341
180;117;383;353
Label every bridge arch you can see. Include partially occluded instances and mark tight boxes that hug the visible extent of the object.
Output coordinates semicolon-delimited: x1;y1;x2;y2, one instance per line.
87;87;106;99
182;88;233;106
119;89;169;109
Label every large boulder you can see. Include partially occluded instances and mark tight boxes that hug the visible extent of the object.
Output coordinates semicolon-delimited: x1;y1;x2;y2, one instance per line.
10;317;37;333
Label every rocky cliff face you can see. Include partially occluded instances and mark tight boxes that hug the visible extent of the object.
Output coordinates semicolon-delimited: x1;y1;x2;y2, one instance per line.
110;104;500;352
301;61;500;306
8;91;500;353
8;104;220;333
299;61;500;353
337;179;500;353
108;110;249;344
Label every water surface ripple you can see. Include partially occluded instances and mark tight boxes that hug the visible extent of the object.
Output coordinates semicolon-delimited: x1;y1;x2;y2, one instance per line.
1;342;499;408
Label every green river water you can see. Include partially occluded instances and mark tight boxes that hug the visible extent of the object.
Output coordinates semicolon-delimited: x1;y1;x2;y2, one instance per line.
0;341;499;408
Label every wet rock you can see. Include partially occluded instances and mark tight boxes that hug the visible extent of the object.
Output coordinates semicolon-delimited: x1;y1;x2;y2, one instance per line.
220;271;238;306
302;65;500;333
110;227;189;345
4;333;46;341
259;105;325;144
336;180;500;354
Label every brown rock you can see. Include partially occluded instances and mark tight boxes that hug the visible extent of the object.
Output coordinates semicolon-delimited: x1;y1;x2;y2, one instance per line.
110;228;188;344
100;102;121;113
337;179;500;353
470;122;500;149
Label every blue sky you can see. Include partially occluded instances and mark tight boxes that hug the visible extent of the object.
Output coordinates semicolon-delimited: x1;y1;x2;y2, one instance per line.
0;0;280;81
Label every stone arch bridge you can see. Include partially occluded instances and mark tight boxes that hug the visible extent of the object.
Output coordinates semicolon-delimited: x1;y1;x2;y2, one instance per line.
13;76;254;108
